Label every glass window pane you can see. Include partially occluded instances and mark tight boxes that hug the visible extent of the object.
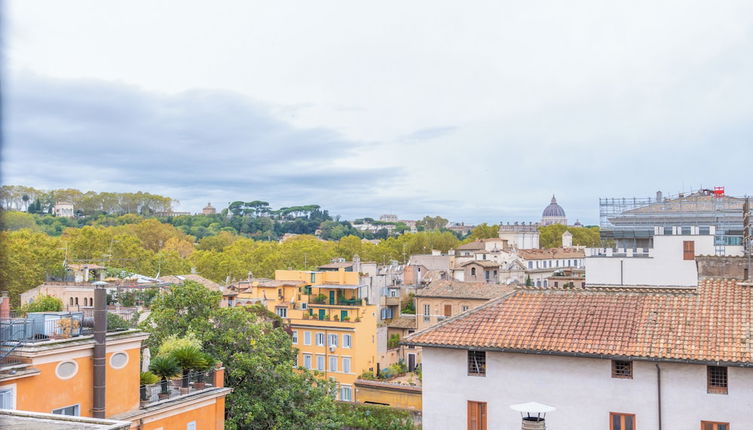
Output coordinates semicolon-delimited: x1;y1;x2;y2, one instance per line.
612;414;621;430
624;415;633;430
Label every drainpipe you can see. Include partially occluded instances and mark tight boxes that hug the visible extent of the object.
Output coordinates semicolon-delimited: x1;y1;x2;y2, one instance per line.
656;364;662;430
93;286;107;418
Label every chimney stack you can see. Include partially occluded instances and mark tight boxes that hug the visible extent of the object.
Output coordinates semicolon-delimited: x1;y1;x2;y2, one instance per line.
0;292;10;320
92;283;107;418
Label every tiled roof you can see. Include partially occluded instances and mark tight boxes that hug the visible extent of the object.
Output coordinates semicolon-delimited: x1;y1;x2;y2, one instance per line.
456;241;485;250
387;315;417;329
405;279;753;365
517;248;585;260
416;280;513;300
459;260;500;268
158;274;223;291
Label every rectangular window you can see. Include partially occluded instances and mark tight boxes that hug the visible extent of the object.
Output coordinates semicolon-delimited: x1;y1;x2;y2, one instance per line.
468;350;486;376
423;304;431;322
292;330;298;344
612;360;633;379
303;354;312;369
52;404;80;416
316;355;325;371
699;226;710;235
301;302;308;310
0;387;14;410
329;356;338;372
343;334;352;348
444;304;452;317
707;366;728;394
304;331;311;346
316;333;325;346
467;401;487;430
343;357;351;373
610;412;635;430
702;421;729;430
681;226;691;235
462;305;469;312
683;240;695;260
528;261;533;269
340;385;352;401
187;422;196;430
275;307;287;318
329;334;338;347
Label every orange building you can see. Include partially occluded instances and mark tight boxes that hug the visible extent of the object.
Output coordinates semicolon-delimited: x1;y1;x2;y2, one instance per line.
0;292;230;429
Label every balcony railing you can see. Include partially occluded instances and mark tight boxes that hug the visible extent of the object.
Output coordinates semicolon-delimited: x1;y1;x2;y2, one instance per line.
140;369;217;405
309;297;363;306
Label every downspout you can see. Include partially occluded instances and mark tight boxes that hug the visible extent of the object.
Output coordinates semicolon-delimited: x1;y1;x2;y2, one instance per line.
656;364;662;430
93;286;107;418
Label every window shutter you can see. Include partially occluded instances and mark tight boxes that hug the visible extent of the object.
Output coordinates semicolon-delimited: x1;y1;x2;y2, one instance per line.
683;240;695;260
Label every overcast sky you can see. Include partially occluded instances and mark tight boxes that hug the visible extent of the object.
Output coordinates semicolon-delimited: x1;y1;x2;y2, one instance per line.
4;1;753;224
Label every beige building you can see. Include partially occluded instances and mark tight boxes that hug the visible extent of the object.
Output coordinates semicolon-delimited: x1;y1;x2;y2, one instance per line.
202;202;217;215
415;280;513;332
21;282;97;309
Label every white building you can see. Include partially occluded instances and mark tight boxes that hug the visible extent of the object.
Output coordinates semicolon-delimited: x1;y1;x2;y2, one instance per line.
53;202;75;217
586;226;744;287
517;247;585;287
498;223;540;249
405;278;753;430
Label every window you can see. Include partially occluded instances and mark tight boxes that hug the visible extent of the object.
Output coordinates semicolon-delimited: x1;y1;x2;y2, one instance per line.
610;413;635;430
316;333;325;346
316;355;325;371
328;334;338;347
423;304;431;322
343;334;352;348
467;401;487;430
700;226;710;235
664;226;673;235
187;422;196;430
611;360;633;378
707;366;728;394
292;331;298;344
528;261;533;269
683;240;695;260
462;305;469;312
681;226;691;235
310;273;316;283
329;356;337;371
69;297;74;306
303;354;312;369
340;385;352;401
109;352;129;369
470;267;477;276
0;386;14;410
702;421;729;430
444;304;452;317
343;357;351;373
56;361;78;380
52;404;80;416
301;302;308;310
275;307;287;318
468;350;486;376
304;331;311;345
277;288;283;299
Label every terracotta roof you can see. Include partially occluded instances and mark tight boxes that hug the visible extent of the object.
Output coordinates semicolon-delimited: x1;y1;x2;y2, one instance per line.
318;262;354;269
405;279;753;365
158;274;222;291
517;248;585;260
387;315;417;329
459;260;501;268
416;280;513;300
456;241;485;250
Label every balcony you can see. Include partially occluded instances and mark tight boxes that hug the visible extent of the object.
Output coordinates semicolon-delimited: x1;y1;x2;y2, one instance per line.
309;295;364;307
140;369;219;406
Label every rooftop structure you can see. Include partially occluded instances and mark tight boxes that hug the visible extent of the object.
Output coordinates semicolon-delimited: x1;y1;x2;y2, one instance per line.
541;195;567;225
600;188;751;254
201;202;216;215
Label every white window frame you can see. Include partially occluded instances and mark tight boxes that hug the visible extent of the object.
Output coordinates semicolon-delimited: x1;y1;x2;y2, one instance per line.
304;331;311;345
328;334;338;347
0;384;16;410
292;330;298;344
187;422;196;430
303;354;312;369
329;356;338;372
342;357;351;374
316;332;325;346
343;334;352;348
316;354;325;371
340;385;352;401
423;304;431;322
275;307;287;318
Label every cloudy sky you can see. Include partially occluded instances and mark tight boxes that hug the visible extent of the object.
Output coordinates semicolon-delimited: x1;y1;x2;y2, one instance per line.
4;1;753;224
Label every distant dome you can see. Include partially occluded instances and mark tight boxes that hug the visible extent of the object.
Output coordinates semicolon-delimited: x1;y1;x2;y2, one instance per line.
542;195;566;218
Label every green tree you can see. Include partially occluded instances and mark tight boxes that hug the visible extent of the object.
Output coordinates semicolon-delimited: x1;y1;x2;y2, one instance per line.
468;223;499;240
0;211;40;231
20;294;63;313
0;230;65;305
538;224;601;248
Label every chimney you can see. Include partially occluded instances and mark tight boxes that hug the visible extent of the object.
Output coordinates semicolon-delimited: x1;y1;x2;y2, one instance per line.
92;284;107;418
510;402;555;430
0;292;10;320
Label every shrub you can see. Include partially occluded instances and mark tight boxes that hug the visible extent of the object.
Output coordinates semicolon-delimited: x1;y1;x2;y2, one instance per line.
107;312;131;330
20;295;62;314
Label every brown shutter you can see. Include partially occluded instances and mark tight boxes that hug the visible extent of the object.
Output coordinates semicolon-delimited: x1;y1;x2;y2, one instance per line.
444;304;452;317
683;240;695;260
468;401;486;430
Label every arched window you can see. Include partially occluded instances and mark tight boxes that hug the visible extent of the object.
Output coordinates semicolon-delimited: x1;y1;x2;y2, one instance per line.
70;297;74;306
536;280;541;287
75;297;79;305
470;267;476;276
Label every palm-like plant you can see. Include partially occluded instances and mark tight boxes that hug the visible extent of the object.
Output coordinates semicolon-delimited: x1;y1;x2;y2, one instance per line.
149;355;180;395
170;345;208;388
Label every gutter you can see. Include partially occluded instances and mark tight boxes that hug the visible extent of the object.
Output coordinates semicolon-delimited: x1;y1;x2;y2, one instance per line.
401;343;753;368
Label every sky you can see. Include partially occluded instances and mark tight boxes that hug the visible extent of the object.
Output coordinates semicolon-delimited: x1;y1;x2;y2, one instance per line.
3;1;753;225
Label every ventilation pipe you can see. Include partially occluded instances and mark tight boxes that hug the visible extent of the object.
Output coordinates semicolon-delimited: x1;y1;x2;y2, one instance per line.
510;402;556;430
92;282;108;418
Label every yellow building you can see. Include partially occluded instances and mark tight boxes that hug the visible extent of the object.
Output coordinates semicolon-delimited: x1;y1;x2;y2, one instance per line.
234;268;378;401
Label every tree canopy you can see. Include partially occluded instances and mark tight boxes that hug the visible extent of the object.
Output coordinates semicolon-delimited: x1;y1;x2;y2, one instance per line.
538;224;601;248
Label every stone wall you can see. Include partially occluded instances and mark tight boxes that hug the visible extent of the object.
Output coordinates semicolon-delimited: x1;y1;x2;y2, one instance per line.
696;255;751;279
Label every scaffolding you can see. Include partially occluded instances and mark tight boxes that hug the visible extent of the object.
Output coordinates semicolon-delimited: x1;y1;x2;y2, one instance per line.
599;189;750;255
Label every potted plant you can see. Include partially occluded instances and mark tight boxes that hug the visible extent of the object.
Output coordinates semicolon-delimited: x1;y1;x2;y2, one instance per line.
192;352;215;390
140;371;159;405
149;355;180;400
170;345;208;393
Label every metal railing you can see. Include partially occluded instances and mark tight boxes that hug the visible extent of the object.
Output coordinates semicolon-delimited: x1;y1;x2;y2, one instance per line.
140;369;217;405
0;312;91;368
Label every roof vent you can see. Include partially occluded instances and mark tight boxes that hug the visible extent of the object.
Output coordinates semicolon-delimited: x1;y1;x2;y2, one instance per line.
511;402;555;430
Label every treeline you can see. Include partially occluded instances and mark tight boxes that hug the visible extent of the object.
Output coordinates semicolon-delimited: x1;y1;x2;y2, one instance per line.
0;185;173;216
0;214;460;304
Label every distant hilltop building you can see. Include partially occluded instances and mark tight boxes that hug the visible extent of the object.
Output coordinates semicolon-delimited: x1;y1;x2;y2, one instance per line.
53;201;75;218
202;202;217;215
541;195;567;225
379;214;398;223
